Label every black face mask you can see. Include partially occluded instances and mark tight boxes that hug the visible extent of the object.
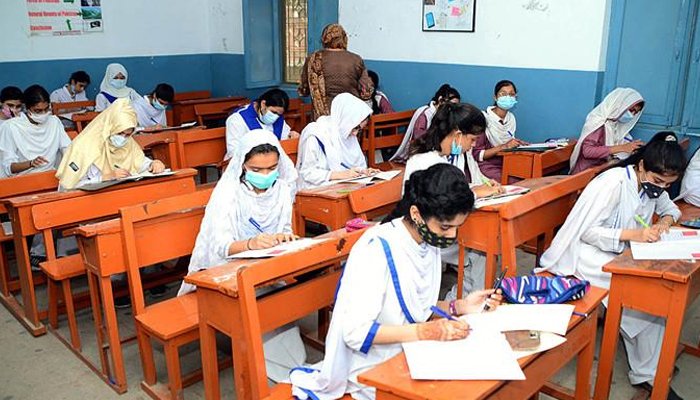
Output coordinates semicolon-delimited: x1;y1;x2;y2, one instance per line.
641;181;665;199
416;222;457;249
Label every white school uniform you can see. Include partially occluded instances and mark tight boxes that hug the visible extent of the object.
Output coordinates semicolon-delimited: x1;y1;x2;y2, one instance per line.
224;103;292;161
678;147;700;207
537;165;681;385
50;85;89;120
291;218;441;400
67;158;153;191
391;101;438;162
95;63;141;112
131;95;167;128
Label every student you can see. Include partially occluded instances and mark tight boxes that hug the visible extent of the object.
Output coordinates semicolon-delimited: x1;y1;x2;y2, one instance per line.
391;83;461;162
538;132;685;400
404;102;504;298
473;80;526;182
367;70;395;115
0;86;23;127
570;87;645;174
679;146;700;207
56;98;166;190
131;83;174;129
50;70;92;128
290;163;502;400
225;88;299;161
177;130;304;381
297;93;378;190
0;85;71;178
95;63;141;112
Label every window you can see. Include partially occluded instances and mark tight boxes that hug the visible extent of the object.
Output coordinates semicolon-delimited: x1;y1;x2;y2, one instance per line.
282;0;308;84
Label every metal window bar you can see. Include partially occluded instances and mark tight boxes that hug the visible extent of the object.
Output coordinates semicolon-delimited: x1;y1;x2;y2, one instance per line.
282;0;308;84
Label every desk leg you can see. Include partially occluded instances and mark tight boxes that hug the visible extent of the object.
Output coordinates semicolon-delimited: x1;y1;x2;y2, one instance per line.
99;276;128;392
87;271;110;376
650;288;687;400
0;245;11;297
593;281;624;400
5;234;45;335
574;309;597;400
200;321;221;400
296;213;307;237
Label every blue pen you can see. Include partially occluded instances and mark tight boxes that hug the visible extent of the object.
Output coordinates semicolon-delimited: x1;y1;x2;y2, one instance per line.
340;162;351;170
507;130;514;138
150;117;159;124
248;217;264;233
430;305;458;321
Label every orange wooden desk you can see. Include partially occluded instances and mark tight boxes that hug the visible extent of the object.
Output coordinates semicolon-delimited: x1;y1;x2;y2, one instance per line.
500;141;576;184
170;96;246;126
71;110;100;132
0;169;197;336
594;201;700;400
294;173;403;236
358;286;607;400
185;228;364;400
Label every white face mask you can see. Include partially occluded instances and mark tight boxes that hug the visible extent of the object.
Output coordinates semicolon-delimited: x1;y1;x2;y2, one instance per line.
29;111;51;125
109;134;128;148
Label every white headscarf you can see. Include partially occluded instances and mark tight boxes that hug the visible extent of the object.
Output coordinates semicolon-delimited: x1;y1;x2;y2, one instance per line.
178;130;294;295
391;101;438;162
0;113;69;177
99;63;133;98
483;106;516;146
298;93;371;171
569;88;644;170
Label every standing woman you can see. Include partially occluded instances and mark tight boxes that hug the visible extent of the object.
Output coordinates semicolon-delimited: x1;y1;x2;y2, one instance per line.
298;24;374;119
474;80;526;182
56;98;165;190
569;87;645;174
0;85;71;178
539;132;685;399
291;164;501;400
296;93;377;190
95;63;141;112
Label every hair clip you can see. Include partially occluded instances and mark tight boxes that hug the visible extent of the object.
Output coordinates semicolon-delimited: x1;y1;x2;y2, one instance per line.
665;135;677;142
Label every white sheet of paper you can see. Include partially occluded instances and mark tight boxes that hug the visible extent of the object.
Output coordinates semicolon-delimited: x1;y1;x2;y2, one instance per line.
463;304;575;336
227;238;325;259
474;185;529;209
180;121;197;128
1;221;12;236
631;240;700;260
402;328;525;381
118;169;175;182
512;332;567;359
660;228;700;241
335;169;401;185
515;143;562;149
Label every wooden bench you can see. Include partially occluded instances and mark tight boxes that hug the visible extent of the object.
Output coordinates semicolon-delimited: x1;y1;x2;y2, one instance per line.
347;175;403;221
499;140;577;184
362;110;415;168
280;137;300;164
170;96;246;126
51;100;96;129
149;127;227;183
71;111;100;132
193;98;249;127
284;99;313;133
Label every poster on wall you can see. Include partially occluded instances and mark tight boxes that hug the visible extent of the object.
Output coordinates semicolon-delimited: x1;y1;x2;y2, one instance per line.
26;0;104;36
422;0;476;32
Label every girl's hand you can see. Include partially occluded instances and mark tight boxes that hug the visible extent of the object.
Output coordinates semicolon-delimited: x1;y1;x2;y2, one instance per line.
416;318;470;341
149;160;166;173
289;130;301;139
472;182;505;198
331;169;362;180
363;168;381;176
249;233;278;250
113;168;131;179
30;156;50;168
457;289;503;314
631;228;661;243
272;233;298;244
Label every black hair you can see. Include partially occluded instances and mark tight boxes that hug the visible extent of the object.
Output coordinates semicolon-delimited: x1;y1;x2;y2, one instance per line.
616;131;686;176
153;83;175;103
257;88;290;112
22;85;50;109
383;163;474;223
431;84;460;104
70;70;91;85
240;143;280;181
367;70;382;114
410;102;486;156
494;80;517;96
1;86;23;102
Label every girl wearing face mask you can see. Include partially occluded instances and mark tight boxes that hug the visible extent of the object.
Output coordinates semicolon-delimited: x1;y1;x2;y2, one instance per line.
538;132;685;398
50;71;91;128
404;102;504;299
0;85;71;178
291;164;502;400
131;83;174;129
0;86;24;127
570;87;646;174
474;80;527;183
392;83;461;162
56;98;165;190
95;63;141;112
297;93;379;190
225;88;300;162
678;146;700;207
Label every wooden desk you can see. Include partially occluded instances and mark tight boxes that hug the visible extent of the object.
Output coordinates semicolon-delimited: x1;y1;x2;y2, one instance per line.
500;142;576;184
150;127;226;172
185;228;365;400
359;286;607;400
0;169;197;336
594;201;700;400
170;96;246;126
71;111;99;132
362;110;415;168
294;173;403;236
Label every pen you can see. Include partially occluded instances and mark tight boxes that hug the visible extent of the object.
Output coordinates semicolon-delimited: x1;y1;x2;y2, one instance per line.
341;162;351;170
482;267;508;312
507;130;514;138
634;215;650;228
481;177;493;187
430;305;458;321
248;217;264;233
573;311;588;318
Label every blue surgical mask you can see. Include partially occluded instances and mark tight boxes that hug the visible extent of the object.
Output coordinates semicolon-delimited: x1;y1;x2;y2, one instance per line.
617;110;634;124
496;95;518;110
260;110;280;125
450;138;463;155
110;78;126;89
245;169;279;190
151;97;167;111
109;134;128;148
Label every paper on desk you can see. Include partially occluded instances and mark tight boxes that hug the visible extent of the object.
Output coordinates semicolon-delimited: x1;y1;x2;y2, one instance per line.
1;221;12;236
227;238;325;259
334;169;401;184
118;169;175;182
463;304;575;336
474;186;530;209
512;331;567;359
660;228;700;241
516;142;563;149
402;328;525;380
631;240;700;260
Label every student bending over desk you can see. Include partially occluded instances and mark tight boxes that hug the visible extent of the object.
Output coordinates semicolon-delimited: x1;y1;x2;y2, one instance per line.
56;98;165;190
538;132;686;399
296;93;378;190
131;83;174;129
290;164;502;400
50;70;91;128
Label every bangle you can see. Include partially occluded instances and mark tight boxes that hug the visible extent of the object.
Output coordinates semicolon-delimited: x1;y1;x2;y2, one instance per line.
246;238;252;250
449;300;457;316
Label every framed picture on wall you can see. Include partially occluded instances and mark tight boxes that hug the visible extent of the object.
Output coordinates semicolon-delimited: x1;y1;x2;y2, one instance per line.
422;0;476;32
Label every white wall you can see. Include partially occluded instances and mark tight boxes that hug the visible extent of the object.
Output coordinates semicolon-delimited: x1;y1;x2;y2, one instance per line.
340;0;611;71
0;0;244;62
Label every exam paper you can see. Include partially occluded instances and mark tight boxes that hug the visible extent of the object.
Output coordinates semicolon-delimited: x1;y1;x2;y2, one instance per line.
463;304;575;336
474;186;530;209
227;238;325;259
630;228;700;260
335;169;401;185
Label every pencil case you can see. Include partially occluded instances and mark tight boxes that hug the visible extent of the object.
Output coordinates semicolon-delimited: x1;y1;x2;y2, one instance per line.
345;218;371;232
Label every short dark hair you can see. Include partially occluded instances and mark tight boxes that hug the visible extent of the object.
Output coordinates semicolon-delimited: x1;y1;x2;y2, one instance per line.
240;143;280;181
153;83;175;103
494;80;517;96
617;131;686;176
368;70;379;89
23;85;51;109
258;88;290;112
70;70;91;85
384;163;474;223
1;86;23;103
410;102;486;156
431;83;460;104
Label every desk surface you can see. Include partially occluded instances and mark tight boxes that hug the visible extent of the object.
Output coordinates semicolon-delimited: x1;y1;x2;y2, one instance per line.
476;175;566;212
358;286;607;400
297;172;404;200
